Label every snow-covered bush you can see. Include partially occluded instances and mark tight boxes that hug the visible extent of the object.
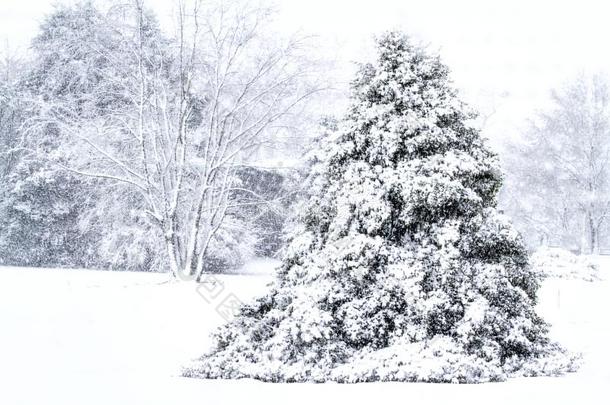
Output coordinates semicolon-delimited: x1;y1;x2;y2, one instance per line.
531;247;601;282
184;32;579;383
200;215;260;274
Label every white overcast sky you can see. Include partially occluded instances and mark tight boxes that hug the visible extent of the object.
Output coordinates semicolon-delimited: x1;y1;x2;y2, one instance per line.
1;0;610;147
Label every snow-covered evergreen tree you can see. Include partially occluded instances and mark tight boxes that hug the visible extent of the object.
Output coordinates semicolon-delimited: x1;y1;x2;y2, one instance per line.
185;32;578;383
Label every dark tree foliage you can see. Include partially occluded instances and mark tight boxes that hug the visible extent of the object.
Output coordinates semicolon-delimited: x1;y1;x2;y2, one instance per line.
235;167;292;257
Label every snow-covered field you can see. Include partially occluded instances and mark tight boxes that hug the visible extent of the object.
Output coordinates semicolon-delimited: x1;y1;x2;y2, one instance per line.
0;258;608;405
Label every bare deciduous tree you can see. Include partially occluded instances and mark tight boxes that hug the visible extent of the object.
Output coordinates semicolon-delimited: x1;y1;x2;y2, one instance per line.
502;73;610;254
27;0;322;279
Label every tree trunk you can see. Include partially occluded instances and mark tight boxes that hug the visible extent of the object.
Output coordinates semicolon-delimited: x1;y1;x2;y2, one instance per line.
165;237;181;279
589;213;599;255
539;232;548;247
580;212;588;255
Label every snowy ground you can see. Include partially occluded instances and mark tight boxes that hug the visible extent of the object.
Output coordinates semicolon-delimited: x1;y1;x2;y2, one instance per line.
0;257;608;405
